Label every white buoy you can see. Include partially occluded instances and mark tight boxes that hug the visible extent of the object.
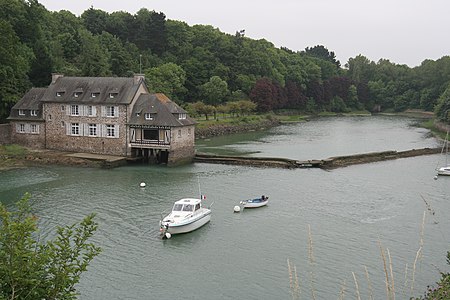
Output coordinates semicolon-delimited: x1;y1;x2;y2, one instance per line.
140;182;146;188
165;232;172;239
233;205;241;213
434;175;438;180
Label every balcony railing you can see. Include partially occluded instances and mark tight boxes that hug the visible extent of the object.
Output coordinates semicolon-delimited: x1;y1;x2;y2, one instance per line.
130;139;170;147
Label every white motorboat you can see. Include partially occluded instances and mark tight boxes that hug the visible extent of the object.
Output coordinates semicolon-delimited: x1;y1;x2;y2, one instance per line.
160;197;211;238
240;195;269;208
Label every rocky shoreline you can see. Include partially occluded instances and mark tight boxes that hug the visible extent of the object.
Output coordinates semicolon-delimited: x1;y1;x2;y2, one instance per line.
195;119;281;139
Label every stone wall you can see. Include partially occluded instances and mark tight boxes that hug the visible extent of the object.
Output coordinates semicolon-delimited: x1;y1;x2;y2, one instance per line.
0;123;11;145
9;122;46;148
168;125;195;165
44;103;128;156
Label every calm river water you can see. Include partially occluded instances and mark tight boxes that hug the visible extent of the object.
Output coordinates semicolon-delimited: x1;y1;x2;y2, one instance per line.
1;115;449;300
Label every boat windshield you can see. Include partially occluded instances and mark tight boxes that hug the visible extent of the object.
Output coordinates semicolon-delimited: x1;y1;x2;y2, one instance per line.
182;204;194;212
173;204;183;211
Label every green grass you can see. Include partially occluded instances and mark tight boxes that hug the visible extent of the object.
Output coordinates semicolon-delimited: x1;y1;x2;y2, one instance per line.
419;119;449;140
0;144;28;157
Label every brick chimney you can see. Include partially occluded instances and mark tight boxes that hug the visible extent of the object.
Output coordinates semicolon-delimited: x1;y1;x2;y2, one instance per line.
51;73;64;84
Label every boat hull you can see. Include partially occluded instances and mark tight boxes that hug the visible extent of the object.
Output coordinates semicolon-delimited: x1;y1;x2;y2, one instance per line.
437;167;450;176
241;199;268;208
161;211;211;235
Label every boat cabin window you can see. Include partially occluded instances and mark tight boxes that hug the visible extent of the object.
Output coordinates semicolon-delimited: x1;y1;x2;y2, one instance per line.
173;204;183;211
182;204;194;212
195;203;201;211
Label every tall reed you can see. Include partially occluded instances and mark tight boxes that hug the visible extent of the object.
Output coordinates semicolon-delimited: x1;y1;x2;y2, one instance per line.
308;224;316;300
287;258;300;300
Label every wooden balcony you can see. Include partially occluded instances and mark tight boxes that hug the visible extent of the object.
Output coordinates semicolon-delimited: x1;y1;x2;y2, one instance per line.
129;139;170;149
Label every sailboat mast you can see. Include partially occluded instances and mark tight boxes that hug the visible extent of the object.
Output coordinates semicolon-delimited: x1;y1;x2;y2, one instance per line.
446;131;449;166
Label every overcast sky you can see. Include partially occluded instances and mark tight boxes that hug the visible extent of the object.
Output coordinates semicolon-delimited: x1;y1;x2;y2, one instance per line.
38;0;449;67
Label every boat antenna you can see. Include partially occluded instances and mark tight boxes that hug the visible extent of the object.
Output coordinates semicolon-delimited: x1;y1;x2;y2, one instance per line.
197;175;202;199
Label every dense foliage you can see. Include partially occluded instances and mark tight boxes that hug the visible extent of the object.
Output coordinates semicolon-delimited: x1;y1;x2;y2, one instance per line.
1;0;450;122
0;193;101;299
415;251;450;299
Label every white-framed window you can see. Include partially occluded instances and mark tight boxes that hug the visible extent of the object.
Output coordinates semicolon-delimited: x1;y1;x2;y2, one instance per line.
18;109;25;116
73;91;82;98
30;110;38;116
106;106;116;117
19;124;25;133
30;124;38;134
87;105;96;117
178;113;187;120
56;91;65;97
71;105;79;116
144;113;155;120
109;92;118;98
89;124;97;136
91;92;100;98
106;124;115;137
71;123;80;135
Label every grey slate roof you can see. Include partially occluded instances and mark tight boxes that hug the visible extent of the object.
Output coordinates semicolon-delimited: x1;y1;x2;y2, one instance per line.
41;76;145;104
130;93;196;127
8;88;46;120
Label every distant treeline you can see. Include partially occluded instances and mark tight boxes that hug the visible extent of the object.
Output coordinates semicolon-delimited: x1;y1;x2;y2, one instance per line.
1;0;450;122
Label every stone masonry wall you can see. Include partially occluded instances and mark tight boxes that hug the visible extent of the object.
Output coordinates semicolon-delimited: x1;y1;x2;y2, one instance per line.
0;124;11;145
168;125;195;164
44;103;128;156
9;122;45;148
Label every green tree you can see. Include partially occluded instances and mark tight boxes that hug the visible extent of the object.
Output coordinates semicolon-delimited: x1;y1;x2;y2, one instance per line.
347;84;359;109
236;100;257;115
303;45;341;68
0;20;33;122
0;193;101;299
434;83;450;121
145;62;187;101
98;32;136;77
81;6;108;35
77;29;111;76
199;76;229;105
346;55;375;84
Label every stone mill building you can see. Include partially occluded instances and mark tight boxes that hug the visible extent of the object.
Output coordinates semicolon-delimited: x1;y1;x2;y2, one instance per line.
7;74;196;165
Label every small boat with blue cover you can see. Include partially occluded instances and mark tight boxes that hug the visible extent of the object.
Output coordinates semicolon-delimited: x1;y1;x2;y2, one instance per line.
240;195;269;208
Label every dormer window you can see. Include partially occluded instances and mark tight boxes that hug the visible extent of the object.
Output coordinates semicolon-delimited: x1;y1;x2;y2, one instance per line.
30;110;38;116
56;91;65;97
73;92;82;98
136;113;140;117
145;113;155;120
91;92;100;98
178;113;187;120
109;92;118;98
18;109;25;116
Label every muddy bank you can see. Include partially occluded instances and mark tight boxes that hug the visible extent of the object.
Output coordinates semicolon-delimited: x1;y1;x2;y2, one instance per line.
0;149;105;171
